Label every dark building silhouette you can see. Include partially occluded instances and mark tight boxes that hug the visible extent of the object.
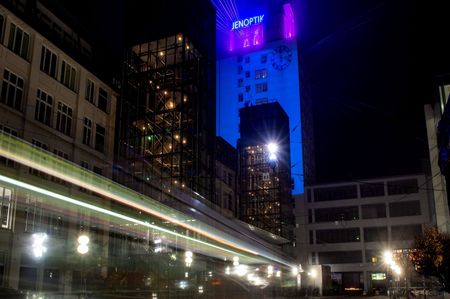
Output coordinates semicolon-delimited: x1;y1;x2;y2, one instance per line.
238;102;293;239
215;136;238;216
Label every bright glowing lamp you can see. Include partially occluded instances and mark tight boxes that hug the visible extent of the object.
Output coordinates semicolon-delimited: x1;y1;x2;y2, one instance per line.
32;232;48;258
383;250;394;265
185;251;193;267
77;234;90;254
267;143;278;154
232;256;239;266
267;265;274;277
235;264;248;277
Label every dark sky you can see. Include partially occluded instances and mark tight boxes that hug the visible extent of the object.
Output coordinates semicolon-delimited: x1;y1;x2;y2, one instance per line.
49;0;450;185
296;0;450;183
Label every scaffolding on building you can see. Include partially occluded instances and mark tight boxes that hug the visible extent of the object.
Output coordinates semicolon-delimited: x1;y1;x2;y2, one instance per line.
116;33;215;205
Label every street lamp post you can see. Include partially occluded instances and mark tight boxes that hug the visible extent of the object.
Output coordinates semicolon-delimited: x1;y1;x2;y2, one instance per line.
77;234;89;296
383;250;402;298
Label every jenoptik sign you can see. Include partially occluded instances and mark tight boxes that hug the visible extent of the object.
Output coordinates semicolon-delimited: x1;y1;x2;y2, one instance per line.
231;15;264;30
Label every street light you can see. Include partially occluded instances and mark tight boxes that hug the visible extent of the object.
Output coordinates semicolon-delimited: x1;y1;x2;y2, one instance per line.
31;232;48;258
383;250;394;265
267;142;279;161
77;234;90;255
185;251;193;267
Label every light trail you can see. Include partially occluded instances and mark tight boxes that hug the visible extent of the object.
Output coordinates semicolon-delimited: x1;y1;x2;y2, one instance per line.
0;139;257;255
0;174;248;258
0;134;294;267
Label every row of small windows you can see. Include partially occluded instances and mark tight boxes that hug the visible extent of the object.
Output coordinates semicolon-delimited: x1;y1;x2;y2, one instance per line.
0;16;109;111
237;54;267;65
315;248;416;265
40;45;108;111
0;69;107;152
237;82;268;102
237;68;268;80
307;179;420;202
308;200;421;223
310;224;422;245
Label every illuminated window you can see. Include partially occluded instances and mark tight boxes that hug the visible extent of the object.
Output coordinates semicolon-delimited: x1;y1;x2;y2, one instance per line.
8;23;30;59
1;69;24;111
255;69;268;79
40;46;57;78
0;186;13;229
35;89;53;126
371;273;386;280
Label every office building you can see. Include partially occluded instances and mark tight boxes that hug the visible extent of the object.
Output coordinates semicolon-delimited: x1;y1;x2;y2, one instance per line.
0;1;117;292
238;101;293;239
216;1;304;194
294;174;435;295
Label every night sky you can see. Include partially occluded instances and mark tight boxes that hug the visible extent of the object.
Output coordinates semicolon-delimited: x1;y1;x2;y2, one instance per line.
296;0;450;184
50;0;450;186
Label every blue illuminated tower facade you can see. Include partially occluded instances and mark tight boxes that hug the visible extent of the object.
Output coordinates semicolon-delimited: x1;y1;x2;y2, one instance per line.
216;1;304;195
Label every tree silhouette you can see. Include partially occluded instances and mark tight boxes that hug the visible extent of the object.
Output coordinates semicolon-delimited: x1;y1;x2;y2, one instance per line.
410;227;450;292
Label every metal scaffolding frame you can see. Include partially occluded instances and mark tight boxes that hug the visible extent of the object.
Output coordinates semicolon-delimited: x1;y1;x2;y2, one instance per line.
117;34;214;204
239;144;283;236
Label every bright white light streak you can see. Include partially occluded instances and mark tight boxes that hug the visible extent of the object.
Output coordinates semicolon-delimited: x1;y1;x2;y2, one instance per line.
0;175;250;258
0;145;260;257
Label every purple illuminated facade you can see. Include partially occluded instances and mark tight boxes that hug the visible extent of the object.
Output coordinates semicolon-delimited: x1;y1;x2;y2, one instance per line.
227;3;295;51
283;3;295;39
229;23;264;51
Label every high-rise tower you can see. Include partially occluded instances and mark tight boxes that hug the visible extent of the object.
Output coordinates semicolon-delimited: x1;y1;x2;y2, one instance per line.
238;102;293;239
